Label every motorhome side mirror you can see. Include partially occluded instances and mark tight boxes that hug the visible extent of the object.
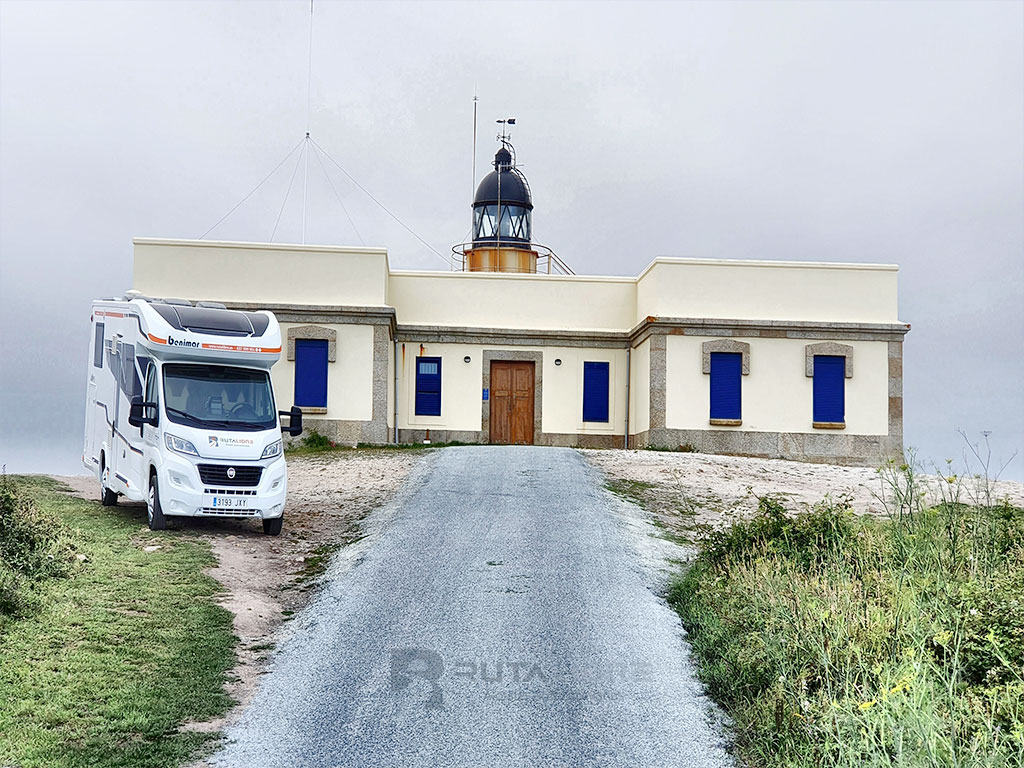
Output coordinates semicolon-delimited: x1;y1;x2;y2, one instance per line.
128;396;158;428
128;396;145;428
279;406;303;437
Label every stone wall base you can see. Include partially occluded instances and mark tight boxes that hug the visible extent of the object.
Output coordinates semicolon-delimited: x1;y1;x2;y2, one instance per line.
535;432;624;449
632;428;902;467
395;429;622;449
396;429;485;445
292;417;389;447
311;422;898;465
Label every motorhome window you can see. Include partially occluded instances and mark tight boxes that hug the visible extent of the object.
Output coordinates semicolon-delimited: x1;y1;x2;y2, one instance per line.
144;364;158;402
172;307;253;336
151;304;183;329
120;345;138;397
244;312;270;335
144;365;159;422
93;323;104;368
163;364;276;431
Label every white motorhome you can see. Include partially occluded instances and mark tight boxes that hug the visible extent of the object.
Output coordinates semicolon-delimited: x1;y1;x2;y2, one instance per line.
83;295;302;534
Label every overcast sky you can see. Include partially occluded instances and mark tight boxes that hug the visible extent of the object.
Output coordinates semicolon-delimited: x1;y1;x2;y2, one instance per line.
1;0;1021;480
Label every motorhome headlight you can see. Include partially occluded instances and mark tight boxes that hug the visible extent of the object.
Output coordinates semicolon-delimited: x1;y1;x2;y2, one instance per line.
165;433;199;457
261;440;282;460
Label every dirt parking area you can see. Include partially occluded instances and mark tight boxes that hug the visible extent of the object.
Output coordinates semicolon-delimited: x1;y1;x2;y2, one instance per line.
54;448;426;730
586;449;1024;541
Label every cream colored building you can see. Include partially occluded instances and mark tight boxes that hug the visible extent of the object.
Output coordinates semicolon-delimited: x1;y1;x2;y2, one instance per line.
132;237;910;466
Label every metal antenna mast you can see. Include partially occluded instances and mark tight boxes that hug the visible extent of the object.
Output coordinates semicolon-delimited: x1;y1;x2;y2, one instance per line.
301;0;314;244
202;0;451;264
471;90;478;209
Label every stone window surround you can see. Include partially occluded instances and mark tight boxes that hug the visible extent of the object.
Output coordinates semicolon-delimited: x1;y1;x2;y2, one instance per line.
805;342;853;378
286;325;337;414
701;340;750;428
701;339;751;375
806;342;853;430
286;325;337;362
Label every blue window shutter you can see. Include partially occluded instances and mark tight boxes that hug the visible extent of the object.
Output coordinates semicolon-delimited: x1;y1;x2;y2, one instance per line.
709;352;742;420
813;355;845;423
415;357;442;416
582;361;610;422
294;339;329;408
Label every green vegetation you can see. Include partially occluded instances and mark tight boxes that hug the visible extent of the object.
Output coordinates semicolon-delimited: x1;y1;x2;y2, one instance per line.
670;464;1024;768
645;443;699;453
605;477;657;508
0;476;235;768
0;473;78;621
291;428;337;453
606;476;702;544
285;427;470;456
285;541;344;592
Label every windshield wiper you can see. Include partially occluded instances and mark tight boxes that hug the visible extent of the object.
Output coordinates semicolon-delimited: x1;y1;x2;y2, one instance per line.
165;407;268;431
165;407;207;426
203;419;267;431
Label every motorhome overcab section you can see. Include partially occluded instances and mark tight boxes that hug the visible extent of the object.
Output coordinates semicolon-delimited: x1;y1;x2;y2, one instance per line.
83;295;302;535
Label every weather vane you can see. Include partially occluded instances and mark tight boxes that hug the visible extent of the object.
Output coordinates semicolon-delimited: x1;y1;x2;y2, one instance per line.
496;117;516;143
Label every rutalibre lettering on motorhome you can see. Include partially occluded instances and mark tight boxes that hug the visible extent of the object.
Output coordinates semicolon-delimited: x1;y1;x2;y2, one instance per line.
203;342;282;353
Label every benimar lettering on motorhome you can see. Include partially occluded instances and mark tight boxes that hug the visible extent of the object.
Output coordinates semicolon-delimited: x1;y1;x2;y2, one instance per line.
83;293;302;535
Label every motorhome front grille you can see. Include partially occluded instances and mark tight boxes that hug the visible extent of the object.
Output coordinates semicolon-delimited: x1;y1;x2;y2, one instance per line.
196;464;263;487
203;488;258;496
198;508;261;517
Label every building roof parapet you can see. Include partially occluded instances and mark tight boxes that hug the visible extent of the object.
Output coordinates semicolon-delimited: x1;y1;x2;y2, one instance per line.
219;302;397;333
389;268;634;285
631;316;911;345
395;324;629;348
132;237;389;258
636;256;900;281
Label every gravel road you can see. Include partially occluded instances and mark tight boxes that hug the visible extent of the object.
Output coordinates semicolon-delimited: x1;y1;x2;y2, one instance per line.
211;446;733;768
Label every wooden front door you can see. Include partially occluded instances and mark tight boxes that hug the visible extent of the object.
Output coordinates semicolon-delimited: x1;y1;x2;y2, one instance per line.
489;361;535;445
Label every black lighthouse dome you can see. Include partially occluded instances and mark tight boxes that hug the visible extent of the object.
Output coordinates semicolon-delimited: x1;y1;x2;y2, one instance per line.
473;148;533;208
471;144;533;245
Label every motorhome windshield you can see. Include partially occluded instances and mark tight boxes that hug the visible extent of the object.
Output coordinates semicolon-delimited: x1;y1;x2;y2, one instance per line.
162;364;276;431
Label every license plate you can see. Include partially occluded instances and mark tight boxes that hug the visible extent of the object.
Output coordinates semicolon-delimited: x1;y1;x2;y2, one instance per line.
211;496;249;509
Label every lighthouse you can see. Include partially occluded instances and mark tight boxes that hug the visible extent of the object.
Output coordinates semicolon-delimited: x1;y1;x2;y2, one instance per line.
463;133;535;272
454;123;570;274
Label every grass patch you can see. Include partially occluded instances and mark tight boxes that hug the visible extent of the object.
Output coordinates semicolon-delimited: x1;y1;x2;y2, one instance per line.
646;443;699;453
0;476;235;768
606;477;701;543
648;515;693;547
284;428;356;456
284;541;345;591
605;478;657;507
670;484;1024;768
285;428;472;456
